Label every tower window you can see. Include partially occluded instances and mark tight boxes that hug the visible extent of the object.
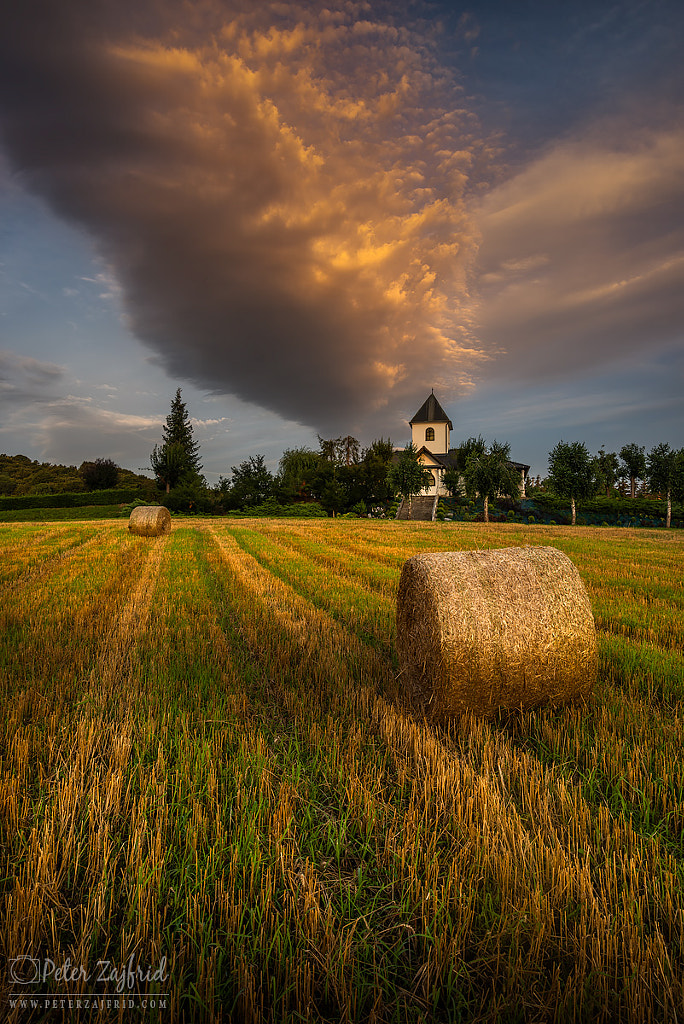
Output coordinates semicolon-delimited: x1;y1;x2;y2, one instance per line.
425;427;435;441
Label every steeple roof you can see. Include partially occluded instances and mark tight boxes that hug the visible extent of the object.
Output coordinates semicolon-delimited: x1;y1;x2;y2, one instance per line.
409;392;453;429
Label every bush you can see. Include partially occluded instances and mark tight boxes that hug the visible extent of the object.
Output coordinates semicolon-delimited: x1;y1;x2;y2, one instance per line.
226;500;328;519
119;499;152;517
80;458;119;490
161;482;212;514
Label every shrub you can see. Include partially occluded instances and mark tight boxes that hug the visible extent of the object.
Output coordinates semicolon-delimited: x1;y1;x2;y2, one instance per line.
119;499;151;517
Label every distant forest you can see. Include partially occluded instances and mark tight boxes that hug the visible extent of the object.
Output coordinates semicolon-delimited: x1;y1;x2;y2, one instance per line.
0;454;155;497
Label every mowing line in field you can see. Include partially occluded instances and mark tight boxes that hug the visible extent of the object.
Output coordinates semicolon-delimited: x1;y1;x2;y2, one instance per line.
89;531;169;698
1;523;103;589
203;522;397;706
242;520;401;598
225;523;397;663
1;526;153;716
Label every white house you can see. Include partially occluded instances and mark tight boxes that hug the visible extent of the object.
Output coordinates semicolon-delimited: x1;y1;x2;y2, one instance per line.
396;391;530;498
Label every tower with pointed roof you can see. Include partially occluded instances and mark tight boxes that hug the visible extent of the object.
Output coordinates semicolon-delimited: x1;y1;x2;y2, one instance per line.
409;390;453;455
395;390;529;501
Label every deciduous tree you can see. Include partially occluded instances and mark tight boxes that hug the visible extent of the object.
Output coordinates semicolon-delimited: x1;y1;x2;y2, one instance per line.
547;440;597;525
646;444;684;528
595;448;619;497
79;457;119;490
277;447;320;502
229;454;274;509
442;467;464;499
463;440;520;523
453;436;487;473
358;438;395;507
619;443;646;499
387;443;433;518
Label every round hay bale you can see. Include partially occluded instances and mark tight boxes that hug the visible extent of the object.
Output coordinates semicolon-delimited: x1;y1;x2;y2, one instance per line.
128;505;171;537
396;546;597;720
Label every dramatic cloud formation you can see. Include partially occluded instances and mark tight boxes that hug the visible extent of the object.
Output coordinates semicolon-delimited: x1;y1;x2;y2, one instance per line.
0;0;492;436
475;126;684;380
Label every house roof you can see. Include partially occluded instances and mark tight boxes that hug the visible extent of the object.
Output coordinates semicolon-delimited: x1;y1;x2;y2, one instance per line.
390;446;458;468
409;392;453;430
390;446;530;474
417;447;459;468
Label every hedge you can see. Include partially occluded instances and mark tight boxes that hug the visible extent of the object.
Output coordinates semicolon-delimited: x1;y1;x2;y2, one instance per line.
0;505;124;522
523;494;683;518
225;500;328;518
0;488;147;511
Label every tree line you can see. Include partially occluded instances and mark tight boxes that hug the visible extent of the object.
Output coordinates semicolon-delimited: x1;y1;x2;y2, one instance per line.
0;454;153;498
147;393;683;525
3;389;680;526
544;440;684;528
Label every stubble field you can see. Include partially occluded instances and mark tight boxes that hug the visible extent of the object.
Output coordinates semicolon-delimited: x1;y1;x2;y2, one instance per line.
1;518;683;1023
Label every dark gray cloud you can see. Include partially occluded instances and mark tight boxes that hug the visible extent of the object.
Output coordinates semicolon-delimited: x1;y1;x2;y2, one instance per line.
0;0;488;437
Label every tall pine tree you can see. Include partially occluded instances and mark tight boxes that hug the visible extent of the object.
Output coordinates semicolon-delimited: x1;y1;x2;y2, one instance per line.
151;389;202;492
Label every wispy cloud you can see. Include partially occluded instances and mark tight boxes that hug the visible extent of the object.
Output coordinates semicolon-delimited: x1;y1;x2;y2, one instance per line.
474;126;684;380
0;350;65;397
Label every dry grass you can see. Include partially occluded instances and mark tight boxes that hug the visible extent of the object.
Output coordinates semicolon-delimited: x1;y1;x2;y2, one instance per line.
396;546;597;720
0;519;683;1022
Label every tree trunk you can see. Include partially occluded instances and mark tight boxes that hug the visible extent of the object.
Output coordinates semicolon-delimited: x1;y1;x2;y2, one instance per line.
408;493;412;520
166;481;170;494
483;494;489;523
571;496;576;525
667;489;672;528
631;476;636;499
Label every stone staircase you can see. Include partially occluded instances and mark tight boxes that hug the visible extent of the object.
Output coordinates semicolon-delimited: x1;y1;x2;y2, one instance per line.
395;495;438;521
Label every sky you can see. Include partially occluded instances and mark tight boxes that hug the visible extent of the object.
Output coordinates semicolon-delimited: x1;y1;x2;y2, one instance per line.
0;0;682;482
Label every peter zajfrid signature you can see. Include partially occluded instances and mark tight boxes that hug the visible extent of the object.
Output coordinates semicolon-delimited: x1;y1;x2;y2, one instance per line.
15;954;169;995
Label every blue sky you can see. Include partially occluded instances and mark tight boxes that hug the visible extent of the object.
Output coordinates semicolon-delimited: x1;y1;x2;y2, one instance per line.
1;0;682;481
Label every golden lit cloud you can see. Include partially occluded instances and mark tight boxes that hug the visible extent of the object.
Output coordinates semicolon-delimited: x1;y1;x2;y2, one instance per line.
0;1;490;435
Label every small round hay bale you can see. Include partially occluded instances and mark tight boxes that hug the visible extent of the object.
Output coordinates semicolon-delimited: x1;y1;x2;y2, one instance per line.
396;546;597;720
128;505;171;537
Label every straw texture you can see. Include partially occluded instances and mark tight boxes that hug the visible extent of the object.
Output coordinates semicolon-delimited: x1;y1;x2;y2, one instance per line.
396;546;597;720
128;505;172;537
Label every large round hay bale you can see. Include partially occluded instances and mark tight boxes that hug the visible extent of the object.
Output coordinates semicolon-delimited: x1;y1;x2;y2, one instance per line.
396;546;597;720
128;505;171;537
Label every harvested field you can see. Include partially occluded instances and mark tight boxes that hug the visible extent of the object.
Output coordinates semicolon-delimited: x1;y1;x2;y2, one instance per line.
1;518;683;1022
